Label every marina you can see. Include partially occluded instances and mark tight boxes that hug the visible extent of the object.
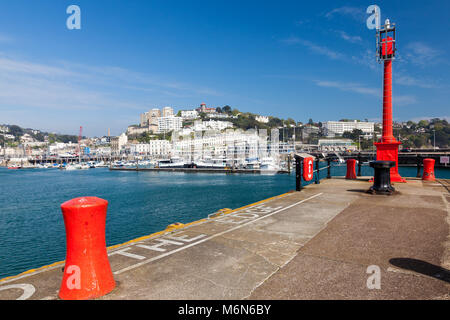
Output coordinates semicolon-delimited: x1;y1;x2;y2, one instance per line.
0;1;449;305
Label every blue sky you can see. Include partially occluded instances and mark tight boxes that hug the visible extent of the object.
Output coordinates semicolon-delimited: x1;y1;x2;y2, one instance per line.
0;0;448;137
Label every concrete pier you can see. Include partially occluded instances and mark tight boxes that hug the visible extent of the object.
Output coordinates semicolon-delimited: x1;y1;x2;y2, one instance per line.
0;177;449;300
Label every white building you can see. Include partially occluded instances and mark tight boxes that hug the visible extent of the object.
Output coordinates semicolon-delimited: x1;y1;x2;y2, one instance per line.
194;120;233;131
157;116;183;133
111;133;128;154
162;106;174;117
256;116;269;123
323;120;374;137
180;110;199;119
20;134;35;143
130;140;171;156
1;133;15;140
318;139;356;151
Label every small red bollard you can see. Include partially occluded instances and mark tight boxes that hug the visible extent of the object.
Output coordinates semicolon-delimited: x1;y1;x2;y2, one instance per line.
59;197;115;300
422;158;436;181
345;159;357;179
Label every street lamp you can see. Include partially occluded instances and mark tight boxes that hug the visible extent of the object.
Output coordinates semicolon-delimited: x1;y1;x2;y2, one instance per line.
433;129;436;151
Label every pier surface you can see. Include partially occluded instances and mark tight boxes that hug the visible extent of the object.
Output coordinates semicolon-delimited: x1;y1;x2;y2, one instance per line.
1;177;449;300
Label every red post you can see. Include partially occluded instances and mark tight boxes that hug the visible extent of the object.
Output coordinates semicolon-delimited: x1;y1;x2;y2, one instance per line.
422;158;436;181
382;59;395;143
374;37;405;182
345;159;357;179
59;197;116;300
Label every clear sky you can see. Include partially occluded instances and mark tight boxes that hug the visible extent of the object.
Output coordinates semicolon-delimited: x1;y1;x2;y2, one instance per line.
0;0;448;137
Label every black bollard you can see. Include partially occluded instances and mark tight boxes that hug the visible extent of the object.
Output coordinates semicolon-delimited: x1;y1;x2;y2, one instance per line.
315;158;320;184
357;153;362;177
369;161;396;195
327;157;331;179
416;155;421;178
295;157;302;191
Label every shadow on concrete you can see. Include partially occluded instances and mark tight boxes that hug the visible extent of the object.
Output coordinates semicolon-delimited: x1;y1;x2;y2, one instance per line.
389;258;450;283
346;189;368;193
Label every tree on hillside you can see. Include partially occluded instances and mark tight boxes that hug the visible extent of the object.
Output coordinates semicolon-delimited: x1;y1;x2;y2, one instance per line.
9;125;23;138
418;120;429;127
222;105;232;114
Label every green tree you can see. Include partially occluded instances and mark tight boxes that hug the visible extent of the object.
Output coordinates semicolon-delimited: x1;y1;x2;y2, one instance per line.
418;120;429;128
222;105;232;114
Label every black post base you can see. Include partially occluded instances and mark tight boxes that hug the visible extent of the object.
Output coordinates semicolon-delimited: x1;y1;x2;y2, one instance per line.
368;161;396;195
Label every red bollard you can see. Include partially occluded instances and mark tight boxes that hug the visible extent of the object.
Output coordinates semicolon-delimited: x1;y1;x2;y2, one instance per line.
422;158;436;181
59;197;116;300
345;159;357;179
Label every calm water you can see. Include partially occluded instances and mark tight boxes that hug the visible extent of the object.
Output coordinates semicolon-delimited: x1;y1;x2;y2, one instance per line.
0;165;449;278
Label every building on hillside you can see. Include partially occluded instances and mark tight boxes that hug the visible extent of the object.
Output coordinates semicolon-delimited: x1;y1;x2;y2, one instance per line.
206;113;231;119
127;126;150;136
162;106;174;117
140;108;162;127
323;120;374;138
20;134;35;143
157;116;183;133
196;103;216;114
180;110;199;119
0;133;15;140
255;116;269;123
301;125;320;141
192;120;233;131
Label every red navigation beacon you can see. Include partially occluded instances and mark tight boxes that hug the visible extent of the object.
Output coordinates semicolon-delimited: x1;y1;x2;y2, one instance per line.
374;19;406;182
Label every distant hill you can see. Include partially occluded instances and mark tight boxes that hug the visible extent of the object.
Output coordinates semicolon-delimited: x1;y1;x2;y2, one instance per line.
0;124;79;145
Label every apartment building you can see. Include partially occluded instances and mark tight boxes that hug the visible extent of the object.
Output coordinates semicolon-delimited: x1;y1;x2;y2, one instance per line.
323;120;374;137
157;116;183;133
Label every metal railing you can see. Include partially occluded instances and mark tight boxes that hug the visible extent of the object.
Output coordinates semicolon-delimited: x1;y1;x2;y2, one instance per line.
294;156;333;191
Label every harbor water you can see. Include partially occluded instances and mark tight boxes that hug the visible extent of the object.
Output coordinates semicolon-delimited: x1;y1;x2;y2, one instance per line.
0;165;449;278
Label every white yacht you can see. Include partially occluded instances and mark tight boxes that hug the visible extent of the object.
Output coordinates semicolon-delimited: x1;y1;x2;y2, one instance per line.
246;158;260;170
80;163;90;170
158;157;186;168
194;157;227;169
65;164;78;171
260;157;280;173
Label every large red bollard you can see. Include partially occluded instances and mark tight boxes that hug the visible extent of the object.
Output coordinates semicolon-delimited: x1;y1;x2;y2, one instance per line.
59;197;115;300
422;158;436;181
345;159;357;179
